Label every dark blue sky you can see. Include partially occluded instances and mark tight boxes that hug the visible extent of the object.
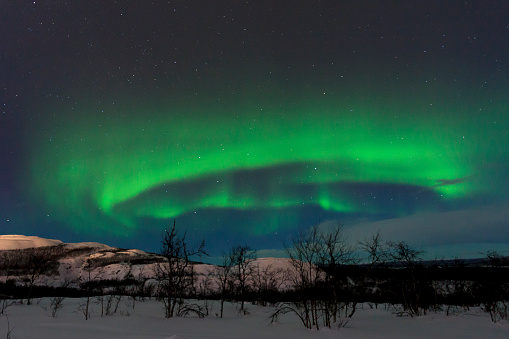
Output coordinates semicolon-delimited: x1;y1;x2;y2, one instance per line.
1;1;509;261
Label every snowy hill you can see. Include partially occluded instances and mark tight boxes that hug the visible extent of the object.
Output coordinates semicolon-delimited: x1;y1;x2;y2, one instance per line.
0;234;113;251
0;235;297;292
0;235;164;288
0;234;63;250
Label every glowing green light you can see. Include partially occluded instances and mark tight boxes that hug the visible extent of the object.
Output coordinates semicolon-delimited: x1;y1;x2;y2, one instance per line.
27;94;507;235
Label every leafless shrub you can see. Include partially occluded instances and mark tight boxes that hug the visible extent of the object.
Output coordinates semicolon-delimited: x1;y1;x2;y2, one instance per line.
50;296;65;317
0;299;15;315
386;241;429;317
22;252;52;305
270;302;309;327
3;313;13;339
272;224;356;330
96;293;124;316
124;265;149;309
154;220;206;318
78;262;101;320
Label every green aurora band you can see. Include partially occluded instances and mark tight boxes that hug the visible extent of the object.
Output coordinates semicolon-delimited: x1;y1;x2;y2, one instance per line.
28;93;508;236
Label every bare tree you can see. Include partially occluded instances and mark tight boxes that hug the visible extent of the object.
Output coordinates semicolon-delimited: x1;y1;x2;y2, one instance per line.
386;241;429;317
78;261;100;320
229;245;256;314
359;230;385;267
23;253;50;305
358;230;387;309
273;225;324;330
124;264;147;310
214;251;235;318
271;224;357;330
154;220;206;318
49;278;73;318
251;263;289;306
318;223;356;327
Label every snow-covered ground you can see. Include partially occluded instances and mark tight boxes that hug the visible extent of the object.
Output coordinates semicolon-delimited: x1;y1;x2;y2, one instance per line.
1;299;508;338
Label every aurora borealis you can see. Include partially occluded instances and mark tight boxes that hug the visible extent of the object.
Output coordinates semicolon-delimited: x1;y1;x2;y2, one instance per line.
2;2;509;259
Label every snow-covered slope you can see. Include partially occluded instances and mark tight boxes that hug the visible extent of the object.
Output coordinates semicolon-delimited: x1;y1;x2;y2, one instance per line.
252;257;295;271
65;241;112;251
0;235;300;291
0;234;63;250
0;235;161;287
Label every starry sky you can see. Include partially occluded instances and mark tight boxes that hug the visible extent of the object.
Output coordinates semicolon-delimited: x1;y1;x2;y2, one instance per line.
1;1;509;261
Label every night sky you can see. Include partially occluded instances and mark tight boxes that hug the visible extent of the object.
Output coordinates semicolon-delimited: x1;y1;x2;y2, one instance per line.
2;1;509;261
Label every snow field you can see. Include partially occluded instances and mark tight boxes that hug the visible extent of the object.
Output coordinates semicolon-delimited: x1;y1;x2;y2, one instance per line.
1;298;508;339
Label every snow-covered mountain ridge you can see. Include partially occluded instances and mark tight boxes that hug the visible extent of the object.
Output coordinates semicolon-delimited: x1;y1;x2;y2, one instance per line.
0;235;162;287
0;235;295;291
